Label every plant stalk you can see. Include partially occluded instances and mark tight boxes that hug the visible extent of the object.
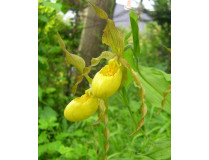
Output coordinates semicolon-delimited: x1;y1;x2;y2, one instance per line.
122;87;137;127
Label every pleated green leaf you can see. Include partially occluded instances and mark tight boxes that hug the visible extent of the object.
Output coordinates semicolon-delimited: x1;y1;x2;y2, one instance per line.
138;65;171;114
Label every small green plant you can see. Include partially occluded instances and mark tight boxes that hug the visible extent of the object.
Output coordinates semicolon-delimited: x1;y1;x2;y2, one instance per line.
57;2;171;160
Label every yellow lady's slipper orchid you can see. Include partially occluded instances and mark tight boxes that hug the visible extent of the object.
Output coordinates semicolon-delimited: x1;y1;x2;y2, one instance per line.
91;58;122;98
64;90;99;122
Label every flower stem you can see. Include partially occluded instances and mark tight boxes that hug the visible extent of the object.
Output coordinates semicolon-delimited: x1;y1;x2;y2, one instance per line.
122;87;137;127
84;75;92;84
103;99;109;160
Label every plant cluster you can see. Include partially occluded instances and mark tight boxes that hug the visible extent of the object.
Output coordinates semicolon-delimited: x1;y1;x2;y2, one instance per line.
58;2;171;160
38;1;171;159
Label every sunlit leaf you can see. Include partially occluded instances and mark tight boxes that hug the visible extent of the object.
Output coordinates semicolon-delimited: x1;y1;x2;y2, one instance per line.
57;32;89;95
57;32;85;73
102;19;125;57
89;2;124;57
88;1;108;20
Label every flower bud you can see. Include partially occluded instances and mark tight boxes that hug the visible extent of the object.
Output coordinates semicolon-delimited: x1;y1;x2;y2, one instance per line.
91;58;122;98
64;90;99;121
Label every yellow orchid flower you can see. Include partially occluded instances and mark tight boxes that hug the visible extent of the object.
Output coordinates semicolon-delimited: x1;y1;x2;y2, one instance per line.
64;90;99;122
91;58;122;98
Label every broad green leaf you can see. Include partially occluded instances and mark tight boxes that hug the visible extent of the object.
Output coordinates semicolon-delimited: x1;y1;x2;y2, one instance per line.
130;11;140;57
123;48;134;87
122;50;171;113
89;2;124;57
138;65;171;114
123;48;137;71
57;32;85;73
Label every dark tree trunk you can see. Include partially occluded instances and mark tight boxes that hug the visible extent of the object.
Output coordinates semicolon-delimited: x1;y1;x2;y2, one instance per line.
78;0;116;66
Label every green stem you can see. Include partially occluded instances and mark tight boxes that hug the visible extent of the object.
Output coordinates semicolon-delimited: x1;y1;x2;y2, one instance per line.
122;87;137;127
84;75;92;84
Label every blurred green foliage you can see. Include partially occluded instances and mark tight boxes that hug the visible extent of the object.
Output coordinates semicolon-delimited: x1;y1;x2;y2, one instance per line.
38;0;171;159
120;21;171;73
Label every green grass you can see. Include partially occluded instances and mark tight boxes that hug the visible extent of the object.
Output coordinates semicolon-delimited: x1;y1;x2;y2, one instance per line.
39;83;171;160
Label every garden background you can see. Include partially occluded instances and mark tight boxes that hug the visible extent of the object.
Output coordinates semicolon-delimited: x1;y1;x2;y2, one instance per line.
38;0;171;159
